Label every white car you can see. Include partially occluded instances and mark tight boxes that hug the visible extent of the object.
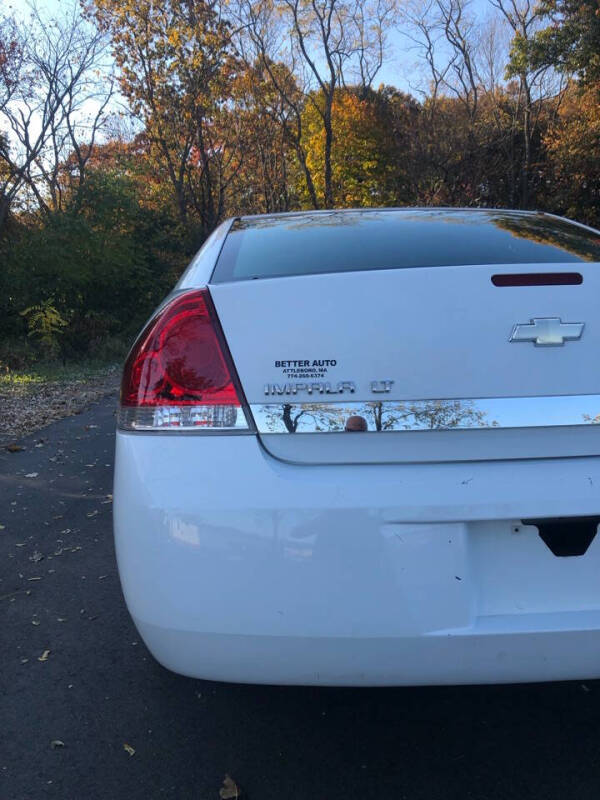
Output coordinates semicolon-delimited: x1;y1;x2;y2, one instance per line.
114;207;600;685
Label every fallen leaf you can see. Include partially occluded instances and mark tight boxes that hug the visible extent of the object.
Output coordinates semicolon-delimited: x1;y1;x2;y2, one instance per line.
25;473;39;478
220;775;241;799
50;740;64;749
32;619;40;626
0;524;5;530
38;649;50;662
123;743;135;757
30;551;44;563
6;443;25;453
27;577;42;581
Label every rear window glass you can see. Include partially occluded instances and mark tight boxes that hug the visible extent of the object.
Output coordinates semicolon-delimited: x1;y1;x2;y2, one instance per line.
212;209;600;282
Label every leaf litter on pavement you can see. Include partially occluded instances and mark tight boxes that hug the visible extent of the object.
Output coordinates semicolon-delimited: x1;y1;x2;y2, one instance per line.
0;366;119;446
220;775;242;799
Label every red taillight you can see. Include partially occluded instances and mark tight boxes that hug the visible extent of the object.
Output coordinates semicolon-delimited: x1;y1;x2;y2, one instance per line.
118;289;252;432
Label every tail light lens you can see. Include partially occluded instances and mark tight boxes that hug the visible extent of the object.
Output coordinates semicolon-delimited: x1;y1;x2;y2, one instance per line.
118;289;253;432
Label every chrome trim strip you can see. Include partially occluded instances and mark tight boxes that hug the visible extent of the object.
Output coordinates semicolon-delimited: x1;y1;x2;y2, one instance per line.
250;395;600;433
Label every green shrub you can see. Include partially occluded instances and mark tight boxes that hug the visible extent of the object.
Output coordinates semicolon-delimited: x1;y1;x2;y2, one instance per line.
0;169;191;364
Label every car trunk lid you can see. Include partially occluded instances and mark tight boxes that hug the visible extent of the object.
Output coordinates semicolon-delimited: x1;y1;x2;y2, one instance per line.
209;262;600;464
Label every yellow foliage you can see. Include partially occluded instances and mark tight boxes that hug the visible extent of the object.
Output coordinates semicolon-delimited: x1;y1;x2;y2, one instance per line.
299;89;401;208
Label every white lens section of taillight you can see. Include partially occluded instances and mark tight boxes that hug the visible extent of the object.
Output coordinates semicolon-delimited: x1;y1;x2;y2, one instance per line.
118;405;250;431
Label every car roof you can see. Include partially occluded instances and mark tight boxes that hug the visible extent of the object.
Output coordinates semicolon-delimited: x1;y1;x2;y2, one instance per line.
232;207;599;237
237;207;542;223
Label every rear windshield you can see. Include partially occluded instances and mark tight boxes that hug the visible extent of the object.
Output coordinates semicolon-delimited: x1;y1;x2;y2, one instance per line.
212;209;600;282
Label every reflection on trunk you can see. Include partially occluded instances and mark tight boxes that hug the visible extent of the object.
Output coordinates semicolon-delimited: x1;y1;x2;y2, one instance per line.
268;403;349;433
258;399;497;433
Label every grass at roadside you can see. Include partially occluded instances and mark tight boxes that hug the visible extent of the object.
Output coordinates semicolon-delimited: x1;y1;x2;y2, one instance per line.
0;359;121;392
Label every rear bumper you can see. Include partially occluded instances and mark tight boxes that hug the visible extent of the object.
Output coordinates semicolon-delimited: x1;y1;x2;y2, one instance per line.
114;432;600;685
136;620;600;686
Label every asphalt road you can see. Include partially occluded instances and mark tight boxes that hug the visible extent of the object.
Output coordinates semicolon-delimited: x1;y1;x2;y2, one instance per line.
2;394;600;800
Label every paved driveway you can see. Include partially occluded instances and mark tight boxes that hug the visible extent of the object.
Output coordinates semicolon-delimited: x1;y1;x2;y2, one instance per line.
2;395;600;799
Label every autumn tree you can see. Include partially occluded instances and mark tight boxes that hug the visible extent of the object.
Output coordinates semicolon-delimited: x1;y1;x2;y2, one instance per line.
234;1;320;208
491;0;564;207
437;0;480;121
0;4;111;229
398;0;488;203
300;87;408;207
88;0;238;237
400;0;567;208
542;82;600;226
0;13;21;228
0;13;21;115
283;0;396;207
237;0;396;209
226;61;293;215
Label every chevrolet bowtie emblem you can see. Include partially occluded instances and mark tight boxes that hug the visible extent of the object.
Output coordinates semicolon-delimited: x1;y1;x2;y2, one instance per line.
510;317;584;346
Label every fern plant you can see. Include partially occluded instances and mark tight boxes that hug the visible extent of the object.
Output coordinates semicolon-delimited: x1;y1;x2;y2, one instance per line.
20;299;68;358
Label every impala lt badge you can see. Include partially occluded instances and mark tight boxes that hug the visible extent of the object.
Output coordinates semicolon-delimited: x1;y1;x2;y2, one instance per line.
510;317;584;346
264;381;356;396
371;380;394;393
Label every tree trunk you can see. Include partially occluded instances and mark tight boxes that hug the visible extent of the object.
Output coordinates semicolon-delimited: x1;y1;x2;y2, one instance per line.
521;80;531;208
297;147;320;210
323;106;334;208
0;195;10;234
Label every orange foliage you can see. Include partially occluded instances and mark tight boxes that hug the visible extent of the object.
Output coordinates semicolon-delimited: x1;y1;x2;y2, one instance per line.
543;83;600;226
